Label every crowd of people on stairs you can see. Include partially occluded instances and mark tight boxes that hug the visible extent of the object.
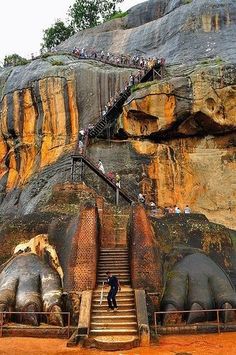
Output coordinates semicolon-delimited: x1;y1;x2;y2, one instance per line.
72;47;165;70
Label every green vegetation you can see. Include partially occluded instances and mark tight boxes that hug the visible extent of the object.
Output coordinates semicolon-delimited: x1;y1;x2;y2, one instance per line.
51;60;64;66
183;0;192;4
3;54;28;67
108;10;128;21
200;58;211;65
131;80;158;93
42;20;74;51
69;0;124;30
215;56;223;65
200;56;224;67
41;0;124;50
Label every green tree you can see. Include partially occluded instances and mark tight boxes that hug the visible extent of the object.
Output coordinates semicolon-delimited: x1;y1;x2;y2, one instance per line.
42;20;74;51
4;54;28;67
68;0;124;31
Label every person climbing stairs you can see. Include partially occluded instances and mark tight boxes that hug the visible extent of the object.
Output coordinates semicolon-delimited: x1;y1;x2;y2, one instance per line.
88;248;139;349
88;62;163;139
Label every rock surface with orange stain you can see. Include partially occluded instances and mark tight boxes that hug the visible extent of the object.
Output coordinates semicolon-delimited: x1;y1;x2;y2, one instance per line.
131;134;235;230
0;56;133;194
114;64;236;230
0;1;234;234
119;64;236;137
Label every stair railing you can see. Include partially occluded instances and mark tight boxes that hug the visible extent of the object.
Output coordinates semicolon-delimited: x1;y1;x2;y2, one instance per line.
71;155;133;205
88;63;163;139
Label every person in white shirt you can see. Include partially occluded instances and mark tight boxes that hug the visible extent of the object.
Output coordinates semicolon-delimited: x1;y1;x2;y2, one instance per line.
184;205;191;214
175;206;181;214
98;159;105;174
138;193;145;204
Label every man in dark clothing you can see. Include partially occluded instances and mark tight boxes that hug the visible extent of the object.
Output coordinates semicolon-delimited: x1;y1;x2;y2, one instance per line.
105;271;121;311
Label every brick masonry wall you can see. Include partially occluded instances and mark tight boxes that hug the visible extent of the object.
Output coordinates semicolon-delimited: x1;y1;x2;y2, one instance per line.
129;204;162;293
69;205;99;291
99;204;131;248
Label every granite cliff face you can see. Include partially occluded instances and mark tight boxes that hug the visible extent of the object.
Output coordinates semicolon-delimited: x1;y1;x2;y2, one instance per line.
58;0;236;64
0;0;235;231
114;63;236;229
0;56;131;192
119;64;236;137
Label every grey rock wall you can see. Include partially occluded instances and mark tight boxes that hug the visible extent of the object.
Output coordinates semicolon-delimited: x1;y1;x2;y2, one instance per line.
57;0;236;65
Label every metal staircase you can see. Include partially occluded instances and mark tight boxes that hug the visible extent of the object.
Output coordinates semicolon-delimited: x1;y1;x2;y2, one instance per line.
71;154;133;205
88;63;163;139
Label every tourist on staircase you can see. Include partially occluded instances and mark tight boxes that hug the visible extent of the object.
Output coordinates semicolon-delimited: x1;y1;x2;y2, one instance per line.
138;193;145;204
97;159;105;174
107;171;115;183
105;271;121;312
115;173;121;188
78;139;84;154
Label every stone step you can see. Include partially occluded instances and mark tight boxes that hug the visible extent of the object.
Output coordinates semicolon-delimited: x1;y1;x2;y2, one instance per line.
100;250;128;254
89;335;139;351
97;279;130;284
93;292;134;301
90;329;137;336
93;303;135;310
99;252;128;255
93;292;134;298
99;255;129;258
98;268;130;273
92;309;136;316
98;264;129;267
91;315;137;322
98;261;129;271
98;264;129;268
98;257;128;260
98;257;128;261
97;284;131;288
97;268;129;271
90;322;137;329
100;248;128;251
99;253;129;258
95;285;132;289
97;272;130;279
97;275;130;279
93;297;134;303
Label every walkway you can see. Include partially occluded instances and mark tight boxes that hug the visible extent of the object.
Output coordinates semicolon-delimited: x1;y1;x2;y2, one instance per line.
1;333;235;354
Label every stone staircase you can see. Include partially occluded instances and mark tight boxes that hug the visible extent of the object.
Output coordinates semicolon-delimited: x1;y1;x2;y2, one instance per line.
88;248;139;350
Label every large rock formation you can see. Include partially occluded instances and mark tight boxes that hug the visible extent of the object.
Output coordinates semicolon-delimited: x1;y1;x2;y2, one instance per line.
58;0;236;64
0;0;235;331
0;55;132;194
114;63;236;229
0;0;235;227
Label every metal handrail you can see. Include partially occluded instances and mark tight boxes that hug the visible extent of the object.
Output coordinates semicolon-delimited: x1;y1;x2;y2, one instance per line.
0;311;71;338
71;154;133;204
88;63;162;138
154;308;236;335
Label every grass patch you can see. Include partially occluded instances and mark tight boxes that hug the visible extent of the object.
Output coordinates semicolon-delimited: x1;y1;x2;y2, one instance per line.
200;56;224;67
107;11;128;21
214;56;223;65
131;80;158;93
51;60;64;66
